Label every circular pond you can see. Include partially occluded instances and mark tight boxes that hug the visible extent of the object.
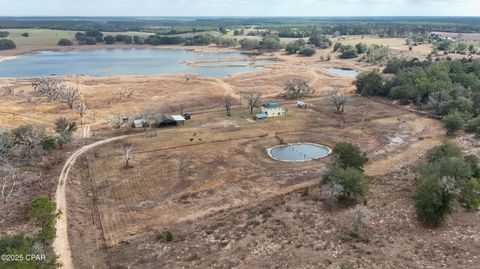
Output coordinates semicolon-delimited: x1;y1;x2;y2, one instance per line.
267;143;332;162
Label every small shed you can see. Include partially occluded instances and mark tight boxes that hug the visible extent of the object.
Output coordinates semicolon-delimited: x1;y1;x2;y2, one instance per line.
155;115;177;127
297;101;307;108
255;113;268;120
132;119;149;128
172;115;186;123
261;101;285;117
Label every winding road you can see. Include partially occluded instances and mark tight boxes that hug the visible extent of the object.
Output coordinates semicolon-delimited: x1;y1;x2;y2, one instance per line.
53;134;140;269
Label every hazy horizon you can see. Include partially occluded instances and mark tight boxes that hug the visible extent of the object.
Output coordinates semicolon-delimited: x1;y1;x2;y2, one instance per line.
1;0;479;17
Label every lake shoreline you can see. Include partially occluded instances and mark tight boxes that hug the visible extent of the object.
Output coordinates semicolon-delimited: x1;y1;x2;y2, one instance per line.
0;43;246;61
0;46;274;78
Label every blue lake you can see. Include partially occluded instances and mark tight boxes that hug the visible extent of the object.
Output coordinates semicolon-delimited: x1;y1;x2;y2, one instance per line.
0;48;267;78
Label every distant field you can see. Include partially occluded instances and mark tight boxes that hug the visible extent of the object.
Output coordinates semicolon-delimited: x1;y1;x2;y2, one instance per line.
2;28;153;49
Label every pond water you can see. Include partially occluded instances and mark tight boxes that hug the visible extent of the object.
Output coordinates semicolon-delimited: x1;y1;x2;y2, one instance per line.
267;143;332;162
0;48;267;78
323;67;359;78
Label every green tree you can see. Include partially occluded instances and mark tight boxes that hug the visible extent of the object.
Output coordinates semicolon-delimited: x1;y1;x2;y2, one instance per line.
339;45;358;59
355;70;385;96
27;196;61;244
54;117;77;148
324;168;368;198
0;39;16;50
466;116;480;134
332;142;369;170
415;176;457;227
460;178;480;210
333;42;342;52
389;85;413;104
0;31;10;37
298;45;316;56
355;42;368;54
239;38;260;50
57;38;73;46
0;234;60;269
426;141;462;163
442;111;465;135
104;35;115;44
261;35;283;51
308;35;331;49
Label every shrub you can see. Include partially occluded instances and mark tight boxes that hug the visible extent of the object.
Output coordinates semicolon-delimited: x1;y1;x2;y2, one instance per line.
322;182;344;209
332;142;369;170
339;45;358;59
165;231;173;242
239;38;260;50
333;42;342;52
439;97;473;116
285;39;305;54
355;42;368;54
298;45;316;56
466;116;480;134
0;39;16;50
414;177;458;227
389;85;413;104
260;35;283;51
27;196;61;243
308;35;331;49
57;39;73;46
0;31;9;37
442;111;465;135
41;135;58;152
324;168;368;198
460;178;480;211
426;141;462;163
464;154;480;178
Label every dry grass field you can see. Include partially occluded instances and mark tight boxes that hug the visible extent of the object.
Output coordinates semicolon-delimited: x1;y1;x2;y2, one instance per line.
1;32;479;269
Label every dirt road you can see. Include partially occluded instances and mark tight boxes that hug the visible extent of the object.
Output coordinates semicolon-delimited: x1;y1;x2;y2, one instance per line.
53;134;146;269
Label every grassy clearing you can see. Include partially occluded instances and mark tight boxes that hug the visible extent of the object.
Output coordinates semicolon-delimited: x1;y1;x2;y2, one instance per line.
2;28;153;49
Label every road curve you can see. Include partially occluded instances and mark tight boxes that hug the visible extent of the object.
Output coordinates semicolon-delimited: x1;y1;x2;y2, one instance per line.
53;134;139;269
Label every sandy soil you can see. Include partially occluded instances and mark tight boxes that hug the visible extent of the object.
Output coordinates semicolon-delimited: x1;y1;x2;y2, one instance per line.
60;94;458;269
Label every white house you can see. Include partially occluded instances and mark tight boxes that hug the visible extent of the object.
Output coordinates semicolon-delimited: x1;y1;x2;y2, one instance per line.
261;102;285;118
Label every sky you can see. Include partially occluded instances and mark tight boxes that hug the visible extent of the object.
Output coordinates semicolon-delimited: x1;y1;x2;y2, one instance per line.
0;0;479;17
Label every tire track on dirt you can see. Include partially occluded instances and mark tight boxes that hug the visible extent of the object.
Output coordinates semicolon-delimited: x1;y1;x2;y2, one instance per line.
53;132;174;269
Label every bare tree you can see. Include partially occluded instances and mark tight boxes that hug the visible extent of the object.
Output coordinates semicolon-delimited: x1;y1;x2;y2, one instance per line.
327;88;348;113
349;205;371;232
222;94;234;116
107;113;125;129
60;86;80;109
121;144;133;169
117;87;134;99
136;107;156;131
282;78;315;99
32;78;61;100
1;168;16;203
2;86;14;96
240;91;262;115
322;182;344;210
73;99;88;125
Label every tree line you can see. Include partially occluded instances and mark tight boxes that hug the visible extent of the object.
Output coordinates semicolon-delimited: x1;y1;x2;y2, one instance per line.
356;58;480;135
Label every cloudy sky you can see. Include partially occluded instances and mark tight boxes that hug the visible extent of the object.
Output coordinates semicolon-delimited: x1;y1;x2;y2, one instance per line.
0;0;479;16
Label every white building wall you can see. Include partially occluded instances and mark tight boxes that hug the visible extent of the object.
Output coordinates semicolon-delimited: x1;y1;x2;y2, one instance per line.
261;107;285;117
